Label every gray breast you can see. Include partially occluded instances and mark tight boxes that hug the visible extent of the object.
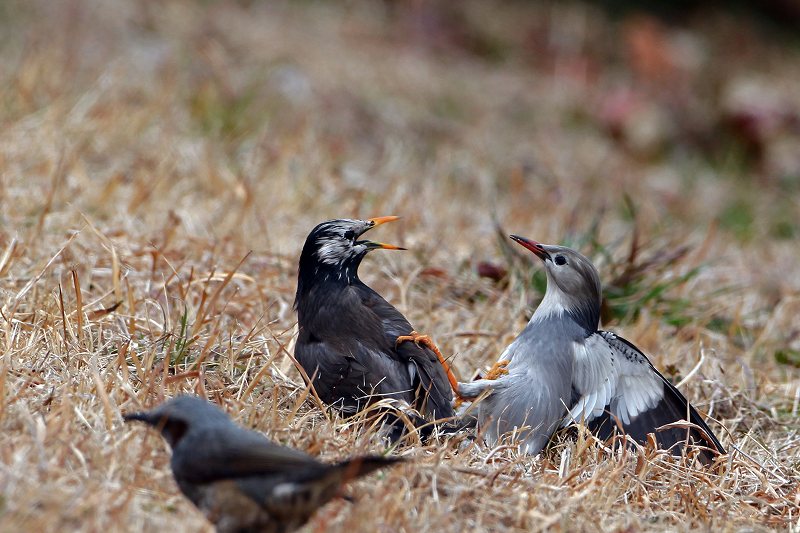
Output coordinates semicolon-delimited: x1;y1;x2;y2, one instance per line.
477;317;581;455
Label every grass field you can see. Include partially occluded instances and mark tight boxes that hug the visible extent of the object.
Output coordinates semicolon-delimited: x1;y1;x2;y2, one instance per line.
1;1;799;531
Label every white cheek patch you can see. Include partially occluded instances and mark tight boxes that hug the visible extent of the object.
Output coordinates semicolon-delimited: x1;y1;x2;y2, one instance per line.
316;238;350;265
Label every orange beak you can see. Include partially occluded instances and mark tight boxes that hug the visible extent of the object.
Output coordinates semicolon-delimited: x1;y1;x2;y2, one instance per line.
369;242;405;250
368;215;401;226
363;216;405;250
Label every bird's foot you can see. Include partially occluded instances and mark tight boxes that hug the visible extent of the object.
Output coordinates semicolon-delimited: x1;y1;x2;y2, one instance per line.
484;360;510;380
396;330;433;349
396;331;464;401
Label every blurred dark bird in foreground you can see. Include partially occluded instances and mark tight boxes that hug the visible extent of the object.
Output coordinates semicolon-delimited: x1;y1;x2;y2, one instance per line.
458;236;725;464
293;217;458;439
124;395;402;533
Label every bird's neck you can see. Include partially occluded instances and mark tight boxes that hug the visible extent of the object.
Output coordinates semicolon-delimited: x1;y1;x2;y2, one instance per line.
530;283;570;324
294;258;364;314
529;283;599;333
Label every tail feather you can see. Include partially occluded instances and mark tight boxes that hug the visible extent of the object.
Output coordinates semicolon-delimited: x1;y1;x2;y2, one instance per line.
657;377;726;461
395;340;456;420
416;355;457;420
333;455;404;482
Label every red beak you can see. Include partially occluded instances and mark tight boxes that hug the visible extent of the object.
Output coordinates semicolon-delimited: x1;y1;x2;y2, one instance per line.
509;235;550;261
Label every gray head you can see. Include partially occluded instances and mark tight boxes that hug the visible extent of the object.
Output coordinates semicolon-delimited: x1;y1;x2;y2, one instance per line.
123;395;232;447
510;235;602;332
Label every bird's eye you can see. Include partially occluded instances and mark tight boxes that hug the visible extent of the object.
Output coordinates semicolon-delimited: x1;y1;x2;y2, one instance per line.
344;230;355;241
554;255;567;266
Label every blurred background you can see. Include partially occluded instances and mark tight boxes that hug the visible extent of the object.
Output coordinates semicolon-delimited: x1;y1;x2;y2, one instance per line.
2;0;798;244
3;0;799;338
2;1;800;530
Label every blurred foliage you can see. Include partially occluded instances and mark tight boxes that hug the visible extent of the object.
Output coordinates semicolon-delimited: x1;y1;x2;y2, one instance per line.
719;200;755;241
189;80;264;141
170;306;196;366
775;349;800;368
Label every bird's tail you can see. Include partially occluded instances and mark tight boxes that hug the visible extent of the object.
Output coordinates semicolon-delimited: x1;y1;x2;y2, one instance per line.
290;456;403;510
659;378;726;464
332;455;404;482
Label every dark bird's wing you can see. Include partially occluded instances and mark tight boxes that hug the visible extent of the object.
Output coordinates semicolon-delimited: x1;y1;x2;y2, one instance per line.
565;331;725;463
359;286;455;419
295;285;417;415
173;425;402;529
295;282;454;420
172;426;323;485
237;455;403;525
294;337;415;415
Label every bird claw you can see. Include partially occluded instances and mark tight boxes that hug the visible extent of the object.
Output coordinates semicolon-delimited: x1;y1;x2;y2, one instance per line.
396;330;464;401
395;331;431;349
484;360;510;380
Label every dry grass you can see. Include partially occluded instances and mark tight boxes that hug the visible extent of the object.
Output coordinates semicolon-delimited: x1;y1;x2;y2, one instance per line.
1;1;799;531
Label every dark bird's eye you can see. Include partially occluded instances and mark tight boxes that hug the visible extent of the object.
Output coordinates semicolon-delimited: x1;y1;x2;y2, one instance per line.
554;255;567;266
344;230;355;240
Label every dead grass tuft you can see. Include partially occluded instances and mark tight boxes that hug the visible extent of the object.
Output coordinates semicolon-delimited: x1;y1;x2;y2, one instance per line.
1;1;798;532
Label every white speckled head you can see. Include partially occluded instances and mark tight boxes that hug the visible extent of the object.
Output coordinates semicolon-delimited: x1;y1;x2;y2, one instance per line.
305;217;403;267
294;217;405;308
312;219;373;266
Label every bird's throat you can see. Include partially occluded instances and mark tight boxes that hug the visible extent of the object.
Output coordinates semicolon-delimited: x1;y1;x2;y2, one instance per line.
530;286;599;333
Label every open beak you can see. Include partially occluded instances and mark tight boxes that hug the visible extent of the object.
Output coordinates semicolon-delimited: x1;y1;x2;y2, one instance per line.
509;234;551;261
362;216;406;250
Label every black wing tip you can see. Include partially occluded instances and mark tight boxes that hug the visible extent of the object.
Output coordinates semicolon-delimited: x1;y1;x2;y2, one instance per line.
659;375;727;455
590;415;725;465
601;329;727;455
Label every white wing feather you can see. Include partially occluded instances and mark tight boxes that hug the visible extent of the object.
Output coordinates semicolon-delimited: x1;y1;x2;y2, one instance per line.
563;332;663;428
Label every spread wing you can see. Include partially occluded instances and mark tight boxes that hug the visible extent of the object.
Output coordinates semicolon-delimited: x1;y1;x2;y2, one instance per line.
565;331;724;462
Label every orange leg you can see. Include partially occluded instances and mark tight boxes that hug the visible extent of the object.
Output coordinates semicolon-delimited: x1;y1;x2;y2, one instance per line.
483;359;510;380
396;331;462;399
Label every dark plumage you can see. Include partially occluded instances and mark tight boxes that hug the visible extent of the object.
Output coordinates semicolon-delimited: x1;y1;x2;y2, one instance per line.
124;395;402;533
293;217;455;431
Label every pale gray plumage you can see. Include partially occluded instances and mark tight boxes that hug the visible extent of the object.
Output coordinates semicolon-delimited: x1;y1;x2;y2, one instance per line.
459;236;725;462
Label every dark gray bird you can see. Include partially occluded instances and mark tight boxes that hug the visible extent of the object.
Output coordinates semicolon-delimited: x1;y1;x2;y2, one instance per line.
458;236;725;463
293;217;457;433
124;395;402;533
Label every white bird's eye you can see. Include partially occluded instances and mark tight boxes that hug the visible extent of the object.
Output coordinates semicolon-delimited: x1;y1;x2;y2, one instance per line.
554;255;567;266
